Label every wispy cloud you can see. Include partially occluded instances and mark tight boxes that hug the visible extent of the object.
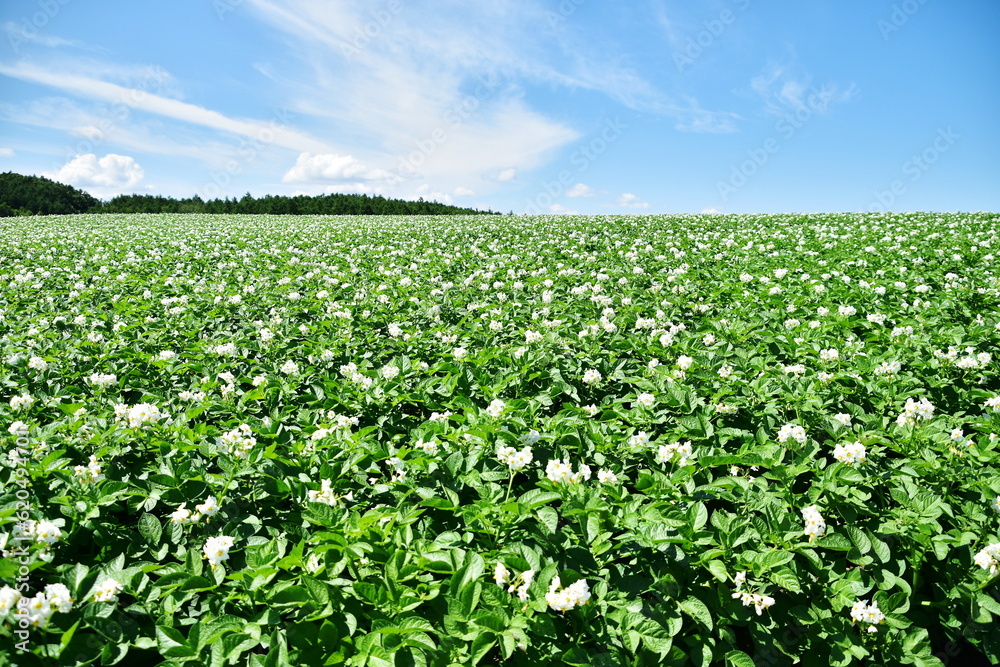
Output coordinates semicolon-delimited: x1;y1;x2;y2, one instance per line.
0;61;333;154
750;62;857;117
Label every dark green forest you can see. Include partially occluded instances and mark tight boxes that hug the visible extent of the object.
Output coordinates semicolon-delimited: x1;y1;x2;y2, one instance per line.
0;172;491;217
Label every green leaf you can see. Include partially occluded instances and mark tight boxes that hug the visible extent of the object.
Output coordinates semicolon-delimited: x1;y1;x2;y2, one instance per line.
726;650;756;667
679;596;713;630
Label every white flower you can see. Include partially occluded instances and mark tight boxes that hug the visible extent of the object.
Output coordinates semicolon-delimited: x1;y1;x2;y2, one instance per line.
984;397;1000;412
974;543;1000;576
381;364;400;380
196;496;221;518
91;578;123;603
525;330;543;344
850;600;886;632
44;583;74;613
545;459;591;484
27;356;48;371
546;577;591;612
801;505;826;540
123;403;166;429
635;393;656;409
783;364;806;377
452;347;468;360
833;441;866;465
485;399;506;419
597;469;618;484
832;413;852;427
7;420;29;435
777;424;807;446
9;393;34;410
582;404;600;417
676;355;693;371
582;369;602;385
306;479;339;506
170;503;197;524
74;455;105;484
819;348;839;363
520;430;541;445
494;562;510;586
896;397;935;426
203;536;236;569
629;431;650;447
498;445;533;471
280;360;299;375
0;585;21;615
718;365;734;379
656;440;693;466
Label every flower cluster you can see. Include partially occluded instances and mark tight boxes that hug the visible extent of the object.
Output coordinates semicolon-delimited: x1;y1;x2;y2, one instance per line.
494;563;534;602
850;600;886;633
833;441;866;466
12;519;63;547
203;536;236;569
170;497;221;524
655;440;694;466
498;445;533;471
896;397;935;426
217;424;256;458
634;392;656;409
485;398;506;418
545;459;592;484
92;578;124;603
9;583;75;628
546;576;591;612
582;369;602;385
9;393;34;410
116;403;167;429
74;455;105;484
88;372;117;388
307;479;351;506
973;543;1000;576
802;505;826;540
777;424;807;445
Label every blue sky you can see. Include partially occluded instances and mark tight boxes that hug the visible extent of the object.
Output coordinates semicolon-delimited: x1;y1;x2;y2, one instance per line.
1;0;997;214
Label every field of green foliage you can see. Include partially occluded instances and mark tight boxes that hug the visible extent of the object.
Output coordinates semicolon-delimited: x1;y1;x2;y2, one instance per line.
2;212;1000;666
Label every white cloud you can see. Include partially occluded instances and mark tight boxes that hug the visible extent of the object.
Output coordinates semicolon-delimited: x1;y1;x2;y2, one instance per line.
282;152;396;183
548;203;578;214
454;186;475;197
616;193;650;209
46;153;144;193
750;62;857;117
701;207;722;214
0;62;333;154
0;148;14;157
497;167;518;182
566;183;594;198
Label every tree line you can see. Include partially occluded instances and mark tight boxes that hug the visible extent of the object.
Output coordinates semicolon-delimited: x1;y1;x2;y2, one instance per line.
0;172;492;217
